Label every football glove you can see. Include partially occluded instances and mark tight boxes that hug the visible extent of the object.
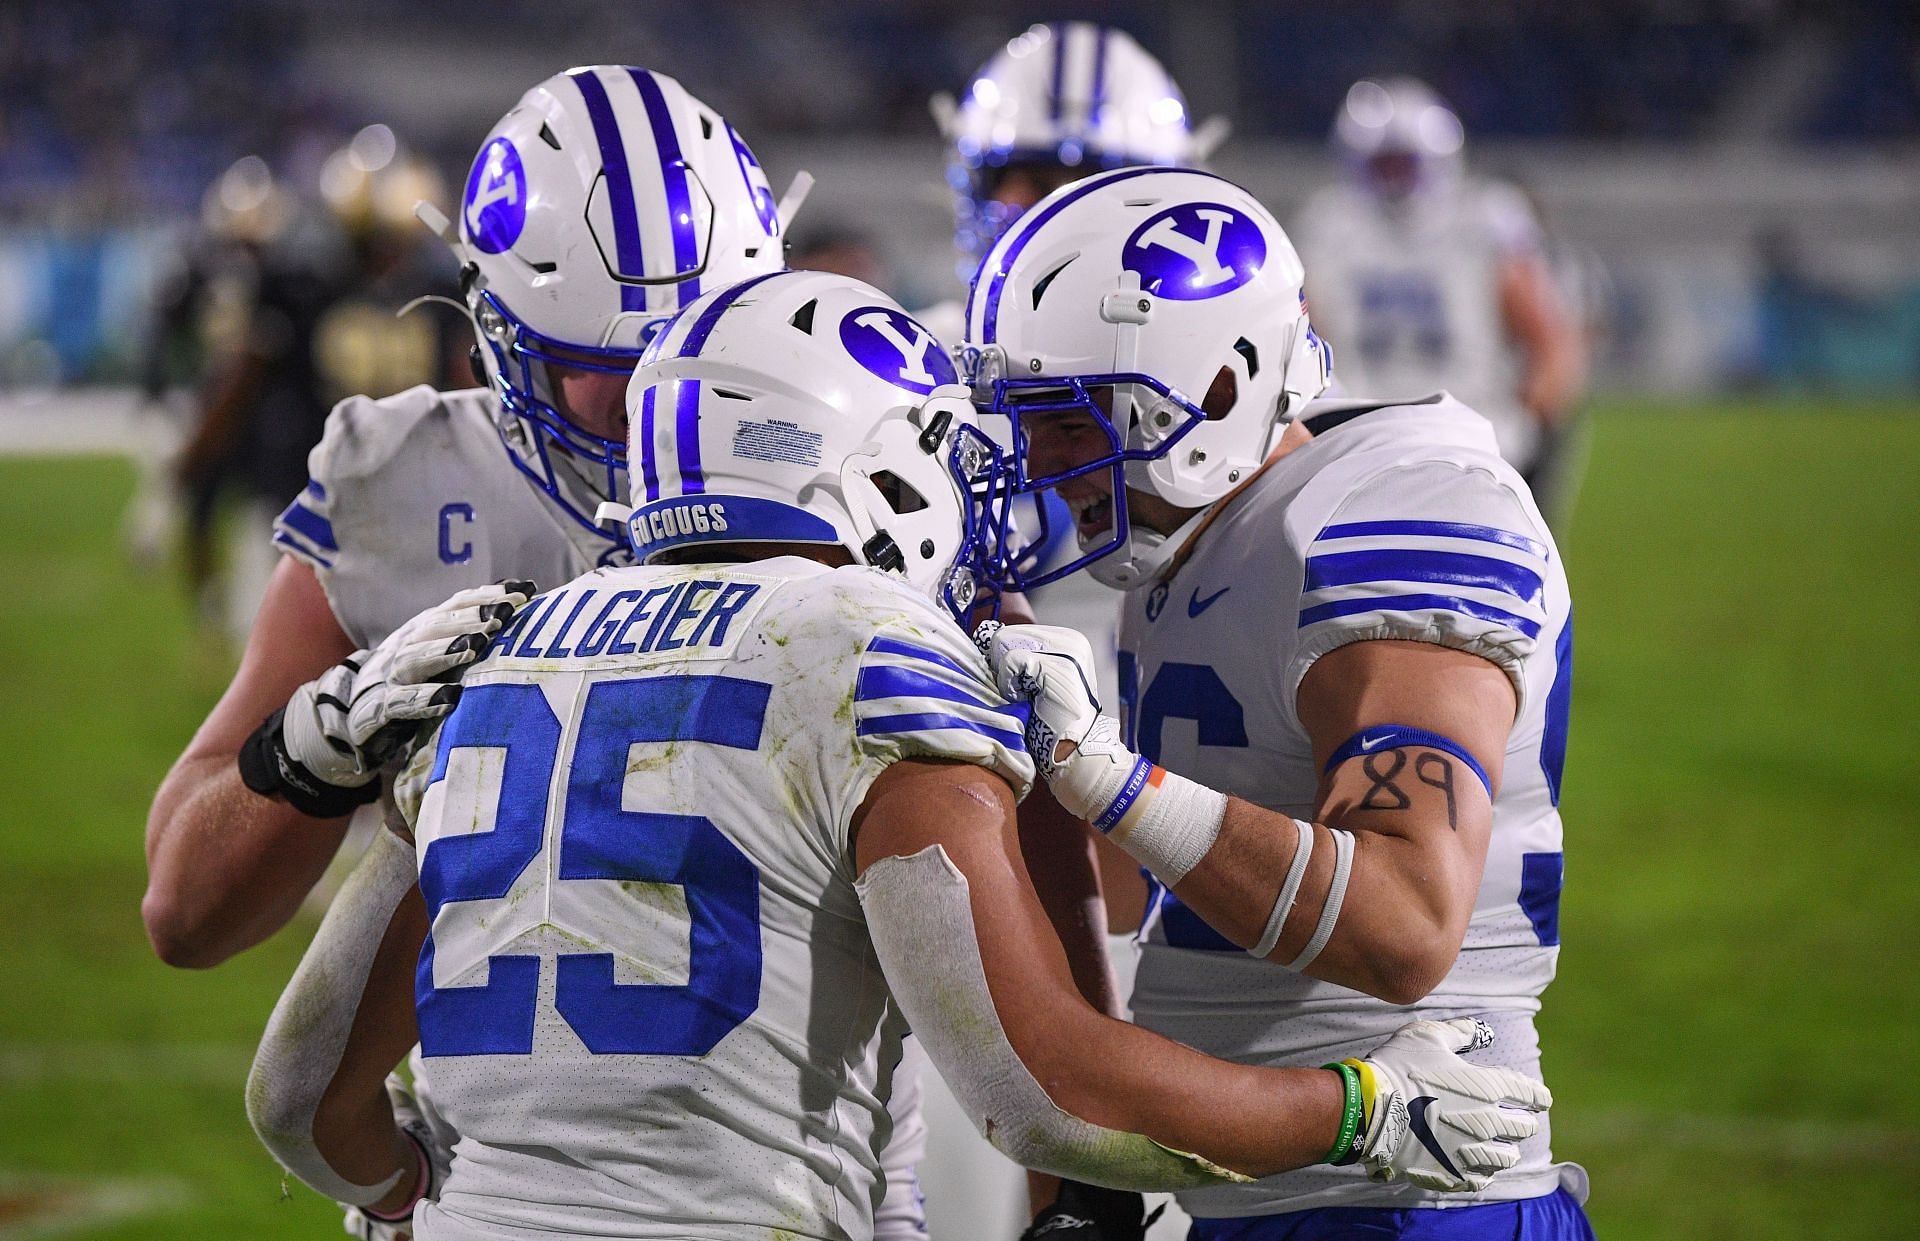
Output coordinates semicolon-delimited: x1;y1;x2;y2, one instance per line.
339;1075;455;1241
973;621;1131;823
1020;1182;1161;1241
1347;1018;1551;1192
240;581;533;817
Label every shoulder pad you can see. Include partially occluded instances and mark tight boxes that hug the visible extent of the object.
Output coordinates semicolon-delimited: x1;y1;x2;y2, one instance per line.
309;385;483;487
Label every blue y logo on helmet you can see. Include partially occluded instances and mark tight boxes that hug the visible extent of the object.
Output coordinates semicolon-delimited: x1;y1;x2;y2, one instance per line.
840;307;958;395
464;137;527;254
1121;202;1266;300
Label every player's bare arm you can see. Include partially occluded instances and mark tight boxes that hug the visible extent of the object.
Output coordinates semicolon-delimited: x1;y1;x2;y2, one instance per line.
144;557;357;966
1499;252;1588;430
144;559;528;967
851;757;1543;1187
1181;638;1512;1002
981;625;1514;1005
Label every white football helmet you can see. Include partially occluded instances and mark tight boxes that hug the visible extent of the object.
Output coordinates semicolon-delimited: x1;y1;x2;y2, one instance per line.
433;66;788;537
962;167;1332;591
935;22;1224;271
1333;77;1465;202
603;270;1009;621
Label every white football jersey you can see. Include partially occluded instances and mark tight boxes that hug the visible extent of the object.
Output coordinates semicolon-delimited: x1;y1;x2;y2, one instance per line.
401;558;1033;1241
270;385;629;650
1291;181;1546;471
1118;394;1576;1217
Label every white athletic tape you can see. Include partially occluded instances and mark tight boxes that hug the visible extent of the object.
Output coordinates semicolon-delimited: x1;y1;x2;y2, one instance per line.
1103;763;1229;887
245;828;417;1206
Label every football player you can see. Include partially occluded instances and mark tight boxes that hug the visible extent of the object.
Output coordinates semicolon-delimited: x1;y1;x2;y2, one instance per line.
923;21;1222;353
244;270;1549;1240
144;64;789;969
137;62;853;1233
966;168;1591;1238
1291;78;1588;524
925;27;1227;1233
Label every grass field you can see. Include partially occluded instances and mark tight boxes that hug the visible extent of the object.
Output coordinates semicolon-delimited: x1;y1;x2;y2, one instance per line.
1;398;1916;1239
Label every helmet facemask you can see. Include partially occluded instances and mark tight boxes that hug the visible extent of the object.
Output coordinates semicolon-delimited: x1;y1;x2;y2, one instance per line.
467;279;663;537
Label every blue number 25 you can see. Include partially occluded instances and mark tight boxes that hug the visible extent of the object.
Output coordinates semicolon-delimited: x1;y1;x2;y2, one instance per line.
416;676;770;1058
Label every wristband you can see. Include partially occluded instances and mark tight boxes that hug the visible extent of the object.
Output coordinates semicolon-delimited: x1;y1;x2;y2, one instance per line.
1320;1061;1363;1164
1287;827;1354;972
1250;818;1315;959
1340;1056;1379;1143
238;709;381;819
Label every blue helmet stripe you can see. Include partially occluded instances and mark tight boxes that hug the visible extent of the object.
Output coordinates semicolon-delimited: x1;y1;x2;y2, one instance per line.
976;165;1164;343
1048;23;1066;124
677;269;784;359
638;384;661;501
569;68;646;313
626;68;701;309
1089;26;1109;124
675;379;705;494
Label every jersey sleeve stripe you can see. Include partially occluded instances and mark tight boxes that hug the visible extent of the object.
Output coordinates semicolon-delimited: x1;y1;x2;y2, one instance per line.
278;499;338;552
854;710;1027;752
1303;548;1544;606
864;635;975;681
272;530;334;570
1317;519;1547;559
855;664;1001;714
1298;592;1543;639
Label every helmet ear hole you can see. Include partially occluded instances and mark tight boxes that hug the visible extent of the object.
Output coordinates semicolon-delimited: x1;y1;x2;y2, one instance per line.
1201;365;1237;420
870;470;928;515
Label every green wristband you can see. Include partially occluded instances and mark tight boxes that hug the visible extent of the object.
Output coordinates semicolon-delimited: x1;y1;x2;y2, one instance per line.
1321;1062;1363;1164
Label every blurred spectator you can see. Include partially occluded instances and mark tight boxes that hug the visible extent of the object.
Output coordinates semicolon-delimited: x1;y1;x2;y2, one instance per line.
158;130;459;640
1295;77;1590;525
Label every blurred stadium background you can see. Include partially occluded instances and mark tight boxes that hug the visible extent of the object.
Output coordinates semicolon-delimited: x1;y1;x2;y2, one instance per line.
0;1;1914;1238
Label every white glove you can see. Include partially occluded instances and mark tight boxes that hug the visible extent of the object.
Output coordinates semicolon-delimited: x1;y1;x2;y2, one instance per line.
1347;1018;1550;1192
340;1075;455;1241
974;620;1136;822
240;581;532;817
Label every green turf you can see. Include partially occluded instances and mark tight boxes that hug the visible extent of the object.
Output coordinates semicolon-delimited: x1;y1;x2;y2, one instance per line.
1;399;1916;1238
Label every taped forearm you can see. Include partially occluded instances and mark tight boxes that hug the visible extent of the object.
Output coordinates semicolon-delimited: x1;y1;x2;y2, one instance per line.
856;845;1250;1192
245;827;418;1205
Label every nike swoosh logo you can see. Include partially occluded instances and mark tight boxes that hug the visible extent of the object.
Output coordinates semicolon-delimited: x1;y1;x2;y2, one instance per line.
1187;586;1231;617
1358;733;1391;751
1408;1096;1463;1181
